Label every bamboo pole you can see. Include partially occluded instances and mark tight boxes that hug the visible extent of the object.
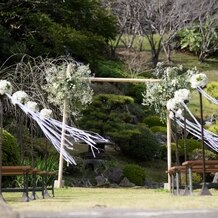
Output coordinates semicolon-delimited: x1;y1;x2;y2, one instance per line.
57;63;71;188
167;115;172;191
89;77;161;83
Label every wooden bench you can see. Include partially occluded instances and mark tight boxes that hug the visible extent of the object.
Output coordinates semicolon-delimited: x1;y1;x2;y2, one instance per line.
1;166;56;201
167;160;218;195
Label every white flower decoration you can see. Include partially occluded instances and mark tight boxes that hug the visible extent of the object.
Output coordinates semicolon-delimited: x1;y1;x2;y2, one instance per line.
12;91;29;105
190;73;208;88
169;111;174;119
0;80;12;95
174;89;191;103
166;98;181;111
40;108;52;119
175;108;183;119
25;101;39;113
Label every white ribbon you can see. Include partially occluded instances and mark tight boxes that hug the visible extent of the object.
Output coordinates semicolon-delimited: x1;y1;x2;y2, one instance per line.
6;93;111;165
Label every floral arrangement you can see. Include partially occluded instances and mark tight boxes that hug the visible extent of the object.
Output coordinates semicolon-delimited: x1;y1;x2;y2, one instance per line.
0;80;12;95
166;98;181;111
43;61;93;118
40;108;52;119
25;101;39;113
174;89;191;103
190;73;208;89
142;63;194;122
12;91;29;105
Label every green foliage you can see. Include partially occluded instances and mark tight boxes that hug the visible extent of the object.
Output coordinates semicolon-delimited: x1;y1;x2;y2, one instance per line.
178;28;202;54
14;156;59;188
142;63;192;122
191;148;218;160
123;164;146;186
0;0;117;62
177;26;218;59
177;138;202;156
207;124;218;134
93;59;128;78
143;115;165;127
110;124;160;161
206;82;218;99
181;172;202;185
78;94;135;134
2;129;20;165
150;126;167;134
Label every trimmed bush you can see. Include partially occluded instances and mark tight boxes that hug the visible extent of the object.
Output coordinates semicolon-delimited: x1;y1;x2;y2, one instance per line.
110;123;160;161
143;116;164;127
150;126;167;134
123;164;146;186
2;129;20;165
191;148;218;160
171;138;201;158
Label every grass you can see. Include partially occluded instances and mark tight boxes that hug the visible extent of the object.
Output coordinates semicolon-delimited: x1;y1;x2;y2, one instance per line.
4;188;218;212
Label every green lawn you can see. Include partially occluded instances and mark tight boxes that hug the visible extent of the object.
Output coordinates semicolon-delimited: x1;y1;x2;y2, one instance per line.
4;188;218;212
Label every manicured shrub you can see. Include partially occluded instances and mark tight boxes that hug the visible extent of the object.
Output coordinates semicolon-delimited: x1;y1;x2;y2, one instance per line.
178;138;202;156
207;124;218;134
171;138;202;160
206;82;218;99
2;129;20;165
190;148;218;160
110;123;160;161
123;164;146;186
143;116;164;127
181;172;202;185
150;126;167;134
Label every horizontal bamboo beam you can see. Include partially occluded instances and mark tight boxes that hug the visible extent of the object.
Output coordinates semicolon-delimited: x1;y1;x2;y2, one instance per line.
89;77;161;83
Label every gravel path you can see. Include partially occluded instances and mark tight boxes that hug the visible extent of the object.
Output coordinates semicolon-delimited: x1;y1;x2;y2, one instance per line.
17;208;218;218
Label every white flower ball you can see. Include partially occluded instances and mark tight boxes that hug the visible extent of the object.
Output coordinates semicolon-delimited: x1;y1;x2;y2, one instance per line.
166;98;180;111
190;73;208;88
174;89;191;102
25;101;39;113
0;80;12;95
40;108;52;119
12;91;29;105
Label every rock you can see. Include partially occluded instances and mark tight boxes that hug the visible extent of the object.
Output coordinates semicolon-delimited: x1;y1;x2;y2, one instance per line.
95;175;110;187
104;167;123;183
213;172;218;183
119;177;135;187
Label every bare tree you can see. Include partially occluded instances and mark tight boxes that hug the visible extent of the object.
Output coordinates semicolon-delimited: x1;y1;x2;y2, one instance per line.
102;0;142;56
191;0;218;62
138;0;196;66
102;0;195;67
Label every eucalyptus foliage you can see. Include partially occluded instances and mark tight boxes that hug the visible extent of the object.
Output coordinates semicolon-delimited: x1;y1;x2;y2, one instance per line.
142;63;196;122
43;61;93;118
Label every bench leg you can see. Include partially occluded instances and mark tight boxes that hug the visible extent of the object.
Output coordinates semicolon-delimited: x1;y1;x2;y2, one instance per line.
41;175;45;199
183;168;190;196
176;172;180;195
171;174;175;195
188;167;193;195
22;173;29;202
30;173;37;200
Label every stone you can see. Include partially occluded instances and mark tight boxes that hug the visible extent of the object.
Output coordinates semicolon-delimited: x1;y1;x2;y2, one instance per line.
104;167;123;183
119;177;135;187
95;175;110;187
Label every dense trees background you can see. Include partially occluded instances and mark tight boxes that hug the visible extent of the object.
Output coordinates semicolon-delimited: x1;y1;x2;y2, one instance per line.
0;0;117;65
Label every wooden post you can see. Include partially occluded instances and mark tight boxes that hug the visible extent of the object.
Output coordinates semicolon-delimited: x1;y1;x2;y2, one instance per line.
0;96;3;201
167;115;172;191
89;78;161;83
57;64;71;188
